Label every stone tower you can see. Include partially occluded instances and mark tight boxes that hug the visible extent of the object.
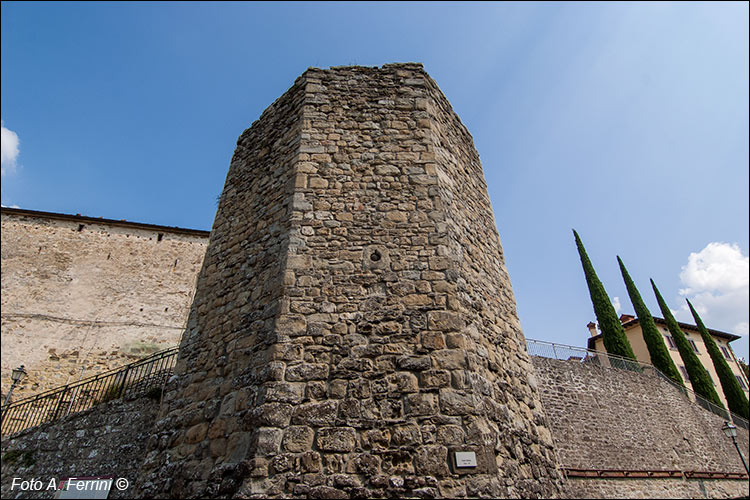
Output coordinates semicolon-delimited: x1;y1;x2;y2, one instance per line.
140;63;563;498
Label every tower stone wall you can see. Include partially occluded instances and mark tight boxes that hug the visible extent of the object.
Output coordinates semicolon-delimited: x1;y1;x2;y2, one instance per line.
139;63;563;498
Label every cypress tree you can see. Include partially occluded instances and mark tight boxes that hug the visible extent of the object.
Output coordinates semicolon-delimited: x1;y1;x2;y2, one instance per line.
617;257;683;386
652;280;723;407
687;299;749;419
573;230;636;360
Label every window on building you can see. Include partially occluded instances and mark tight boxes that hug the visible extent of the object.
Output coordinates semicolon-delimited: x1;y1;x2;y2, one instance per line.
720;346;732;360
705;368;715;385
665;335;677;349
689;339;699;353
679;366;690;382
736;375;747;390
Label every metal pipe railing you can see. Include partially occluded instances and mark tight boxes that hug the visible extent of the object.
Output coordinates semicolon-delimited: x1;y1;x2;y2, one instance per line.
526;338;749;430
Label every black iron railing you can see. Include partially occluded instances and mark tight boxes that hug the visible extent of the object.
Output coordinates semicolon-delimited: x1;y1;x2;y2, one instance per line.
1;347;178;437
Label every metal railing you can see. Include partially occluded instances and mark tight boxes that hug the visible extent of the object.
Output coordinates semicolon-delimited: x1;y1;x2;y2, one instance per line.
3;337;746;437
1;347;179;437
526;338;749;431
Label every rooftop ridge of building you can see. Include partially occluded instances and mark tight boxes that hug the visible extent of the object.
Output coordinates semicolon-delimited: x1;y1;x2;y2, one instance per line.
587;314;741;348
620;314;740;341
1;206;210;238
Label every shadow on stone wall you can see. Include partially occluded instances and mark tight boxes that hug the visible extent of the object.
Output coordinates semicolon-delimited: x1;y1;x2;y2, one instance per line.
1;396;160;499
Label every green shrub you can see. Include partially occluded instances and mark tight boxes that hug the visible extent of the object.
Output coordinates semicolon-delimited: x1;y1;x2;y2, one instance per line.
21;451;35;467
123;341;162;356
2;449;35;467
145;386;163;401
96;383;125;405
2;449;22;464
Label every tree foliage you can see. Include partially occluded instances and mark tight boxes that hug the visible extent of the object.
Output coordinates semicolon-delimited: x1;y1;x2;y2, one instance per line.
651;280;723;406
617;258;683;386
573;230;636;360
740;359;749;381
687;300;749;419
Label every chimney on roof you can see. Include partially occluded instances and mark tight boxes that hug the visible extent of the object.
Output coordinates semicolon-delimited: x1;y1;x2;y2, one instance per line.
587;322;598;337
619;314;635;324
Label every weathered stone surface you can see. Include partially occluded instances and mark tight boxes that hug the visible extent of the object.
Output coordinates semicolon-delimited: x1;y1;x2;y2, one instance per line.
534;357;750;492
135;63;564;499
439;389;480;415
316;427;357;452
431;349;467;370
285;363;329;381
436;425;466;445
563;478;749;500
405;393;439;416
0;398;159;499
0;209;208;400
292;400;339;426
249;403;293;427
4;344;749;499
281;425;314;453
427;311;465;332
420;369;451;388
415;445;450;476
185;422;208;444
255;427;283;456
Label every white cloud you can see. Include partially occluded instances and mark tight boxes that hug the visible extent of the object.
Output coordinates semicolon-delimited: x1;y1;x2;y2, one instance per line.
675;242;749;336
612;296;621;314
1;120;20;176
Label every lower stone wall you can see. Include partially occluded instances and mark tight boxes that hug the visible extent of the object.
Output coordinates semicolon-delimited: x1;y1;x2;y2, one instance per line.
0;397;159;499
563;477;749;499
3;354;747;499
532;356;749;499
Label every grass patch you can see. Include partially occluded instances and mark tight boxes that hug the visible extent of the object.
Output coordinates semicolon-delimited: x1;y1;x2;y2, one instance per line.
145;386;163;401
123;341;163;356
96;383;125;405
3;449;35;467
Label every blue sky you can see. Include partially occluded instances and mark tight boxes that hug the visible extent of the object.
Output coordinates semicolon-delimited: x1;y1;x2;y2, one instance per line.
2;1;748;359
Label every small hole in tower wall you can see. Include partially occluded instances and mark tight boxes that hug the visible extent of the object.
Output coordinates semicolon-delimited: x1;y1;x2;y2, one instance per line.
78;224;84;232
157;233;164;242
370;250;381;262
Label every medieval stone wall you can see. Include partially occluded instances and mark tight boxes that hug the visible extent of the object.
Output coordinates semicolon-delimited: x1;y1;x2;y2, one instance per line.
0;209;208;401
562;478;749;499
423;71;561;495
0;396;159;499
138;64;563;498
3;349;748;499
532;357;749;499
139;68;306;497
